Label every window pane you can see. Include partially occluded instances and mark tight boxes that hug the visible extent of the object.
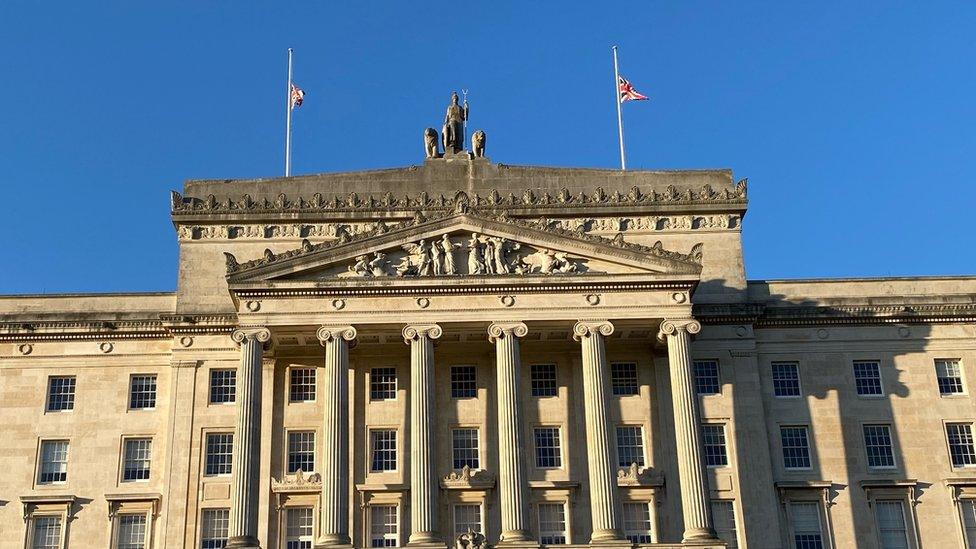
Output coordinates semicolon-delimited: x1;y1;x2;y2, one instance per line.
538;503;567;545
791;502;823;549
201;508;229;549
781;426;811;469
937;359;965;395
123;438;153;481
117;514;147;549
370;505;398;547
47;376;76;411
286;507;314;549
611;363;639;396
853;361;882;396
535;428;562;468
370;367;397;401
961;500;976;548
451;366;477;398
454;504;482;536
616;426;645;467
711;501;738;548
31;516;62;549
702;425;728;467
863;425;895;468
209;370;236;404
288;431;315;474
948;424;976;467
694;360;720;395
622;502;653;544
370;430;397;472
205;433;233;476
452;428;480;469
39;440;69;484
129;375;157;409
290;368;316;402
531;364;558;397
875;501;909;549
772;362;800;397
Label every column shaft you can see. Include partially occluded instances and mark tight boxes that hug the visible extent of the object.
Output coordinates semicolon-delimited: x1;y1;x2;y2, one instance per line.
404;324;443;545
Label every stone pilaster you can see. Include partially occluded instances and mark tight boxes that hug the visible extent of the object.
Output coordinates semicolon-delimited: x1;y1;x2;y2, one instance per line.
488;322;532;544
403;324;444;546
658;319;718;543
573;321;623;542
227;327;271;549
316;325;358;547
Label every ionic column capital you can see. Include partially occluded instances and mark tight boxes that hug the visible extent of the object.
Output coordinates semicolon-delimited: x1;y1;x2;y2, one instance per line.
402;323;443;344
487;321;528;343
231;326;271;345
573;320;614;341
316;325;358;345
658;318;701;341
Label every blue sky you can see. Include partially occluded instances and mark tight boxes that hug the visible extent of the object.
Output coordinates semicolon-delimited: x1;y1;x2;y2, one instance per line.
1;2;973;293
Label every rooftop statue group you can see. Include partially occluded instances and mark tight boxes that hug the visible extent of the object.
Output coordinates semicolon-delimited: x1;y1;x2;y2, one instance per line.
424;92;487;159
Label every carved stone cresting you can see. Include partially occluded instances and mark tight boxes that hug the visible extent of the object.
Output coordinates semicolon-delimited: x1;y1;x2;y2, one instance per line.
231;327;272;345
402;324;443;344
316;325;358;344
440;465;496;490
487;321;529;343
271;469;323;492
658;319;702;341
573;320;614;341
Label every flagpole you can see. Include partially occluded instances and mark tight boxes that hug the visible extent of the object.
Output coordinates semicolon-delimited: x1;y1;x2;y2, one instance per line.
285;48;294;177
612;45;626;170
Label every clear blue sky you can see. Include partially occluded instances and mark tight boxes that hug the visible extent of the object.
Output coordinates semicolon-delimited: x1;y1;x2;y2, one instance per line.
1;2;974;294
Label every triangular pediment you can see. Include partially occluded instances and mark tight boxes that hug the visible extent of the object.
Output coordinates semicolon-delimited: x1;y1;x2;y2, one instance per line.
225;210;702;286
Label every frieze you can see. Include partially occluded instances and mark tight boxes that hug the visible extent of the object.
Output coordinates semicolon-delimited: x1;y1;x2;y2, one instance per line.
177;222;395;241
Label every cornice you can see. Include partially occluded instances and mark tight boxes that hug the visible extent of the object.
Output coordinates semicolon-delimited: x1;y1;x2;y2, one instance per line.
695;303;976;327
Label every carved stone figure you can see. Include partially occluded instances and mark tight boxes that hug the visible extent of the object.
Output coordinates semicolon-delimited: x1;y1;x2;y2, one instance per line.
350;254;370;276
467;233;486;274
455;530;488;549
431;239;445;275
441;234;459;275
368;252;389;276
442;91;469;153
472;129;486;158
403;240;434;276
424;127;439;158
483;238;497;274
490;237;508;274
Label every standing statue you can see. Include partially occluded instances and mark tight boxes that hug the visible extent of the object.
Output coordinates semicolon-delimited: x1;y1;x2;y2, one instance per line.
483;238;497;275
472;130;486;158
424;127;439;158
431;239;445;275
467;233;486;274
490;237;507;274
442;91;469;154
441;234;460;275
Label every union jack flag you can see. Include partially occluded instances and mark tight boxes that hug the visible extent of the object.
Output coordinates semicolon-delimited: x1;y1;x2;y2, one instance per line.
290;83;305;109
618;76;648;102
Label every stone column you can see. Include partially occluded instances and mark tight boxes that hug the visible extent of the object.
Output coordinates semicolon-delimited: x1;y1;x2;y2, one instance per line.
403;324;444;545
572;321;623;542
227;327;271;549
316;325;358;547
659;319;717;543
488;322;531;544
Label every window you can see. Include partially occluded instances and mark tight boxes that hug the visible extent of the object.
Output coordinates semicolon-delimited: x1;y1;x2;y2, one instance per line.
875;500;909;549
289;367;316;402
46;376;76;411
205;433;233;476
853;361;883;396
129;375;157;409
538;503;567;545
39;440;69;484
451;366;477;398
452;428;480;469
622;502;653;543
772;362;800;397
369;505;398;547
201;508;229;549
611;362;639;396
937;359;965;395
711;501;738;548
453;504;483;536
531;364;558;397
790;502;824;548
534;427;562;468
702;424;728;467
209;369;236;404
781;426;812;469
863;425;895;469
616;426;645;467
370;367;397;401
30;515;63;549
287;431;315;473
694;360;720;395
948;423;976;467
285;507;314;549
370;430;397;472
122;438;152;481
960;499;976;548
117;514;147;549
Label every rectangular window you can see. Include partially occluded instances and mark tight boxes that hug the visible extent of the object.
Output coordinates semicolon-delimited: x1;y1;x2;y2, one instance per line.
611;362;639;396
538;503;567;545
531;364;558;397
201;508;229;549
622;502;653;543
287;431;315;474
369;505;398;547
453;504;483;536
285;507;314;549
31;515;63;549
875;500;909;549
853;361;883;396
772;362;801;397
616;426;645;467
205;433;233;476
781;426;812;469
702;424;729;467
711;501;738;548
46;376;76;411
289;367;316;403
948;423;976;467
209;369;236;404
961;499;976;548
370;367;397;401
39;440;69;484
863;425;895;468
938;359;966;395
370;430;397;472
129;375;157;410
117;514;147;549
452;428;480;469
694;360;720;395
790;502;824;548
534;427;562;468
122;438;152;481
451;366;477;398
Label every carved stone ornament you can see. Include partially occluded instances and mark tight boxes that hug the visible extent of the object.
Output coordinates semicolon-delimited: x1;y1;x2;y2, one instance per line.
573;320;614;341
231;327;272;345
316;325;358;344
440;465;496;490
616;462;663;487
487;321;528;343
658;319;702;338
472;129;486;158
455;530;490;549
271;469;322;493
402;324;443;344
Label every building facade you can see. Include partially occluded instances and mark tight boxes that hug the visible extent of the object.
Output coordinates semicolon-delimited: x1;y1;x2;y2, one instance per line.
2;157;975;549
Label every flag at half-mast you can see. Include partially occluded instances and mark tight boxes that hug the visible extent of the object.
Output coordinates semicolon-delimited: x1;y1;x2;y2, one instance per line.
618;76;648;102
290;83;305;109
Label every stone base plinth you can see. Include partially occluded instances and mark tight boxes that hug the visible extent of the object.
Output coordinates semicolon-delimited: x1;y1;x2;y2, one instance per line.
225;535;261;549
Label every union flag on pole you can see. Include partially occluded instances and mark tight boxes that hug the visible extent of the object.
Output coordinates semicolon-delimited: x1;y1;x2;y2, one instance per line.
290;83;305;109
618;76;648;102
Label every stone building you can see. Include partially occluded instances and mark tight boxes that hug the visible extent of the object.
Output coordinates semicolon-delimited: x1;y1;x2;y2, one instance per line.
1;156;975;549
